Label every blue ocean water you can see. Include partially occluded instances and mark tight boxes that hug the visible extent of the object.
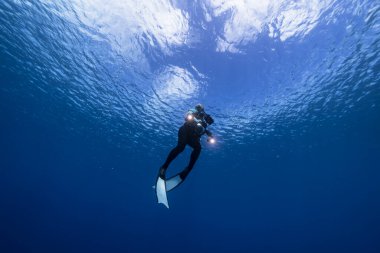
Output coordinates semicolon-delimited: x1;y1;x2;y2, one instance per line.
1;0;379;252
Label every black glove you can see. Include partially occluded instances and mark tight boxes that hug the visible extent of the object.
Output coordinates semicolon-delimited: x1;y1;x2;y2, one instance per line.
205;114;214;125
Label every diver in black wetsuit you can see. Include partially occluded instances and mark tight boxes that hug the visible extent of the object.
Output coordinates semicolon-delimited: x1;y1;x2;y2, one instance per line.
158;104;215;188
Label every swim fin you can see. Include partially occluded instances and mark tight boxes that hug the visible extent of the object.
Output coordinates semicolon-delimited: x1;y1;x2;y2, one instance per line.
165;174;184;192
155;176;169;208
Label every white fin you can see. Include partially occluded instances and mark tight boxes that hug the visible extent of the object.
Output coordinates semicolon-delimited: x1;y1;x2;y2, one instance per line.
156;177;169;208
166;175;183;192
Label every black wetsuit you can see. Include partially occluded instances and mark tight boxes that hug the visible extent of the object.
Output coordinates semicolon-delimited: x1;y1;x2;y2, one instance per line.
160;110;213;180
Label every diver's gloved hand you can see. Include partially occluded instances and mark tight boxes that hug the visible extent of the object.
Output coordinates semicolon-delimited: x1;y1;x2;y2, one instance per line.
204;114;214;125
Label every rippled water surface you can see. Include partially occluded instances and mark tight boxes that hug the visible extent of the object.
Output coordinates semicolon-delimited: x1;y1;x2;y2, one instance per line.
1;0;379;252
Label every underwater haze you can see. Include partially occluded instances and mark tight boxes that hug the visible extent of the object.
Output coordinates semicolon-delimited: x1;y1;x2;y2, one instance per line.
1;0;380;252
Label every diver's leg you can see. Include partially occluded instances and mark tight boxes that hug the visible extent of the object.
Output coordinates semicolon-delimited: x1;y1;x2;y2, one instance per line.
165;139;201;191
159;126;186;178
180;140;201;180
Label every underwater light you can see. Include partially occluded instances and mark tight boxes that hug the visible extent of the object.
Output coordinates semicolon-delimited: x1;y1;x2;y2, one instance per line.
187;114;193;121
208;137;216;144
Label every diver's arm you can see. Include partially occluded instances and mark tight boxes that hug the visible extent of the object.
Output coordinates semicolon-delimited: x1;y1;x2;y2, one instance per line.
204;113;215;143
204;113;214;125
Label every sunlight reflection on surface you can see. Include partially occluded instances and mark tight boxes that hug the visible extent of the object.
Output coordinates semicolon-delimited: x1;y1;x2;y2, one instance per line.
205;0;333;52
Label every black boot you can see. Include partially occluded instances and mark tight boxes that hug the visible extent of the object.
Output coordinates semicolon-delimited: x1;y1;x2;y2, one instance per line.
179;167;191;180
159;166;166;179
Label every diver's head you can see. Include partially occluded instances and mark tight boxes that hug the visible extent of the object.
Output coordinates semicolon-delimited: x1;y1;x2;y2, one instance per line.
195;103;204;113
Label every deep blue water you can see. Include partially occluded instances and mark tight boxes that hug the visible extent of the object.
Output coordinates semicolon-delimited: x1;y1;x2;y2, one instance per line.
1;0;380;252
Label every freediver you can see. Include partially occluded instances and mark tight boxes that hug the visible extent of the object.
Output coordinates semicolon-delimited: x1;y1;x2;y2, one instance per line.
157;103;215;191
